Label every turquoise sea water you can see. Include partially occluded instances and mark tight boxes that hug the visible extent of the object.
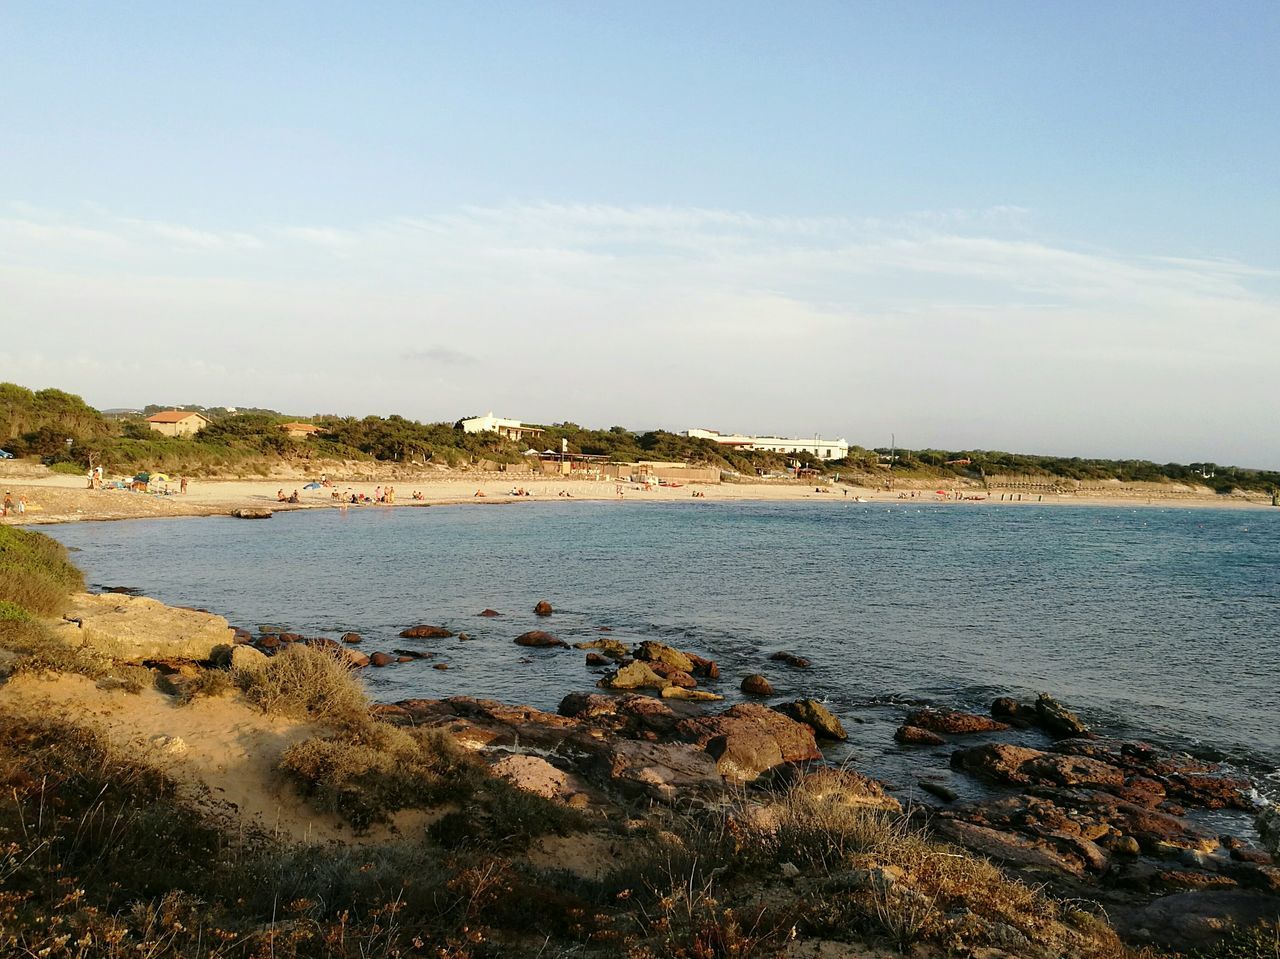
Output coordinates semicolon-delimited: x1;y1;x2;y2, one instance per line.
47;501;1280;803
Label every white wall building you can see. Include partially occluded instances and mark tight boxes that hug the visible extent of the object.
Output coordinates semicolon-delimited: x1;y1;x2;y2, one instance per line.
458;412;546;444
686;428;849;460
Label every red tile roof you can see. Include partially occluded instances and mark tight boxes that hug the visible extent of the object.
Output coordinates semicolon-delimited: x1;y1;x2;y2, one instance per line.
146;410;208;424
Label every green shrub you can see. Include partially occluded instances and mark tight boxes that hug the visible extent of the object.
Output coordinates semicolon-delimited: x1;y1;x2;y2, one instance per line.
234;642;370;730
0;526;84;616
0;599;32;622
48;460;85;475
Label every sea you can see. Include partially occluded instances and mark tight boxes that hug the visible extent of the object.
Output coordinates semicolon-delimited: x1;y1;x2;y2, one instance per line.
46;500;1280;818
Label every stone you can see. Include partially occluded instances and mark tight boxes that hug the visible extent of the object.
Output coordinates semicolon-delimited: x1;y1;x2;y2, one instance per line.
596;740;724;802
769;651;811;668
534;600;554;617
741;674;774;696
558;692;683;738
478;608;501;617
780;861;801;879
991;696;1029;722
456;632;472;641
574;637;631;658
598;661;671;691
48;592;237;663
490;754;569;800
1259;808;1280;857
397;656;415;663
687;654;720;679
399;624;454;639
660;687;724;702
896;724;945;747
1120;891;1280;950
391;648;434;660
779;699;848;741
231;508;272;518
1112;835;1142;856
905;708;1010;735
305;636;370;668
919;781;957;803
433;663;450;670
634;640;695;673
790;767;901;813
675;702;822;783
257;634;280;650
1035;693;1091;738
647;661;698;687
341;631;363;644
514;630;567;648
369;652;395;667
230;645;268;671
935;820;1090;877
585;652;610;666
232;628;253;645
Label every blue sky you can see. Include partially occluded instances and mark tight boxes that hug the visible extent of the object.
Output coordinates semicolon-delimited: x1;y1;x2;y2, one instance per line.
3;2;1278;465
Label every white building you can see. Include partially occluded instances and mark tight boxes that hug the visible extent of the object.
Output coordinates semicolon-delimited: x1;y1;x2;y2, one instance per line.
686;427;849;461
458;412;546;444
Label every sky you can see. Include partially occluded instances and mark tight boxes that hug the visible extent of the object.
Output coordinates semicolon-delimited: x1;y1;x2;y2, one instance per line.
2;2;1278;466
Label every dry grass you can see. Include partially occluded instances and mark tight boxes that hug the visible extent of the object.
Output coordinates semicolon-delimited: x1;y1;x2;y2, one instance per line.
234;641;371;730
0;525;84;616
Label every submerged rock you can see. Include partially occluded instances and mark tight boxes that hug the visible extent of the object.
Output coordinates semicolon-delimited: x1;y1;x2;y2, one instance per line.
905;708;1010;735
574;637;630;658
534;600;554;617
741;674;774;696
399;624;454;639
768;651;811;669
896;724;945;747
478;608;501;617
514;630;567;648
369;652;394;667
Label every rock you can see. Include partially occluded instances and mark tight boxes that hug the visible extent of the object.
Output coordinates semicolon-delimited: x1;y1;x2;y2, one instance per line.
1259;808;1280;857
686;653;720;679
46;592;237;663
896;724;945;747
769;651;811;668
456;632;472;641
369;652;395;667
647;661;697;687
634;641;695;673
1120;891;1280;950
779;699;848;741
991;696;1030;722
1035;693;1091;738
905;708;1010;735
574;637;631;658
534;600;554;617
919;781;957;802
558;693;683;738
230;645;268;671
150;735;189;756
598;661;671;691
433;663;450;670
306;637;370;668
257;634;280;650
585;652;610;666
232;628;253;644
1112;835;1142;856
341;632;363;644
397;656;415;663
935;820;1091;877
391;648;434;660
278;632;302;643
780;861;800;879
231;508;272;519
514;630;567;648
675;702;822;783
490;754;569;799
478;609;501;617
399;624;454;639
660;687;724;702
1052;737;1256;810
596;740;724;802
741;674;774;696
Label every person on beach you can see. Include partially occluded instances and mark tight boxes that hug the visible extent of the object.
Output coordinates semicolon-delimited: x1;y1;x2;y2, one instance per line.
277;489;287;502
2;491;13;516
179;476;188;494
16;496;26;515
288;490;300;503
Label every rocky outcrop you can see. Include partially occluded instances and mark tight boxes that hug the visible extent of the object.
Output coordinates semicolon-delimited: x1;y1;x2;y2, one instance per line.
779;699;847;741
230;508;272;519
574;637;630;658
399;624;454;639
768;651;811;668
514;630;567;648
1034;693;1091;738
598;661;670;691
1119;891;1280;950
50;592;237;663
905;708;1009;735
675;703;821;783
895;725;945;747
634;641;694;673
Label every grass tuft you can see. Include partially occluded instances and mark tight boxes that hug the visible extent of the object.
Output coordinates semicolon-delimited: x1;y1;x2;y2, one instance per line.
234;641;371;730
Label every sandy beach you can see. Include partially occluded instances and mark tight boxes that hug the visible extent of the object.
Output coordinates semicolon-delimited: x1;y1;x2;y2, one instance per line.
1;467;1273;525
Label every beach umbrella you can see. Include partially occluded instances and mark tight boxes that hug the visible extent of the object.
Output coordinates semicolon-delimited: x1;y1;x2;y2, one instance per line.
150;473;171;482
303;482;322;489
935;490;948;495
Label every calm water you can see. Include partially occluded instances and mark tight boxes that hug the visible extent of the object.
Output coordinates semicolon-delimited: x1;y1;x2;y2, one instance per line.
47;501;1280;805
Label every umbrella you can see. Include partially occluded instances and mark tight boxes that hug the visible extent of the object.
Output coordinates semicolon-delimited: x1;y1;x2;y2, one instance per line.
935;490;948;495
150;473;171;483
303;482;322;489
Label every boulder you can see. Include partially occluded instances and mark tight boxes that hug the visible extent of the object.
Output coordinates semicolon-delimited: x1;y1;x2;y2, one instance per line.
634;640;695;673
341;632;363;644
585;652;610;666
1035;693;1091;738
991;696;1033;726
490;754;570;800
789;767;901;813
558;693;684;738
230;644;269;671
49;592;237;663
598;661;671;691
574;637;631;658
769;651;811;669
1120;891;1280;951
369;652;395;667
595;740;724;802
514;630;567;648
905;708;1009;735
918;781;957;803
661;687;724;702
741;674;774;696
231;508;272;519
896;725;945;747
675;702;821;783
647;661;697;688
478;609;501;617
686;653;720;679
534;600;554;617
780;699;848;741
399;624;454;639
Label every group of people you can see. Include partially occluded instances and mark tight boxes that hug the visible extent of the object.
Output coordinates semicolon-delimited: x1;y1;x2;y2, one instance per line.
2;491;27;516
277;489;301;503
508;487;533;497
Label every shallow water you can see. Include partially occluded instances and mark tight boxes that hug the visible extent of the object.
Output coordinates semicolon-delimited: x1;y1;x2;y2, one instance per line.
47;500;1280;805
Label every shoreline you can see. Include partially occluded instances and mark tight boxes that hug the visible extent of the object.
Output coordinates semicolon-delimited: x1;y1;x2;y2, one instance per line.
4;471;1275;527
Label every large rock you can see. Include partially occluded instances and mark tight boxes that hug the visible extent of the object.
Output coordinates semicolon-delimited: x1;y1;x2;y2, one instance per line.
741;674;774;696
399;624;454;639
598;661;671;691
779;699;848;741
675;703;821;783
488;754;585;802
573;637;631;658
1050;738;1256;810
305;636;370;668
895;725;945;747
661;687;724;702
595;740;724;802
50;592;236;663
634;640;695;673
1120;891;1280;950
514;630;567;648
934;820;1092;878
788;767;901;813
1035;693;1091;738
905;708;1009;735
647;661;697;688
558;692;685;738
534;600;554;617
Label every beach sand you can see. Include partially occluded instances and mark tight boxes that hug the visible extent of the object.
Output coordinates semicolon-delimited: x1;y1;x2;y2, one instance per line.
2;469;1272;525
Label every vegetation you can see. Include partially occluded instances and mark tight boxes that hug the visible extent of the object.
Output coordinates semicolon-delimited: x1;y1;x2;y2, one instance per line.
3;380;1277;491
234;643;372;730
0;525;84;617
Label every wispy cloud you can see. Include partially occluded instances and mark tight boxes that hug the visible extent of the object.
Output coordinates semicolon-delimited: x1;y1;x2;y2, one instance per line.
404;347;479;367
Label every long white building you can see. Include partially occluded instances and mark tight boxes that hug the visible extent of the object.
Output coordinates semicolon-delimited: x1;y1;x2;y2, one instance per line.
458;412;546;444
685;428;849;460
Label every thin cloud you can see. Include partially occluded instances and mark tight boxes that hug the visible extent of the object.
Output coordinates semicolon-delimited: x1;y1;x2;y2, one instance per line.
403;347;480;367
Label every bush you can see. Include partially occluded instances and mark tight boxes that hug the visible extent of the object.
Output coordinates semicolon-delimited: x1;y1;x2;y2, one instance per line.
234;642;370;730
48;460;85;475
0;526;84;616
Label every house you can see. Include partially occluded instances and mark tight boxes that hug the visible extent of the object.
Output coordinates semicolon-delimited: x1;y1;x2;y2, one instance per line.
145;410;211;437
685;427;849;460
458;412;546;443
280;422;322;440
